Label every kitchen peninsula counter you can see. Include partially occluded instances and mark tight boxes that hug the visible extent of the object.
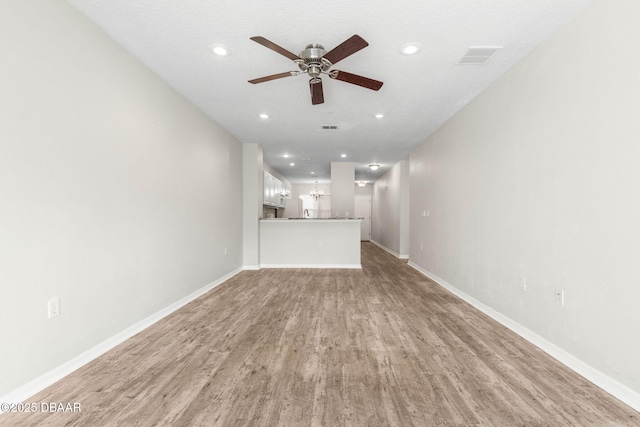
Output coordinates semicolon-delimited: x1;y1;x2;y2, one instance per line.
259;218;361;268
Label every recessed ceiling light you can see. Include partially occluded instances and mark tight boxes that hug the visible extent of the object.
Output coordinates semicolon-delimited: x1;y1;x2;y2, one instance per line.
375;113;384;119
283;154;290;158
259;113;269;119
369;163;380;171
211;45;229;56
310;171;316;175
401;43;421;55
289;162;295;166
341;154;347;158
356;181;367;188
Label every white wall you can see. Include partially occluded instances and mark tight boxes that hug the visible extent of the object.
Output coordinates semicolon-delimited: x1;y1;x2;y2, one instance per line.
409;0;640;399
243;144;263;268
372;161;410;258
331;162;355;217
0;0;243;396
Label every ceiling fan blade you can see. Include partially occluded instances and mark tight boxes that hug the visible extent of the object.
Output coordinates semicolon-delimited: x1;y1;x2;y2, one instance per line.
310;78;324;105
332;70;383;91
250;36;300;61
248;72;296;84
323;35;369;65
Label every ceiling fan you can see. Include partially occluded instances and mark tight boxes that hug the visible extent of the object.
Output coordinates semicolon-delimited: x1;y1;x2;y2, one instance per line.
248;35;384;105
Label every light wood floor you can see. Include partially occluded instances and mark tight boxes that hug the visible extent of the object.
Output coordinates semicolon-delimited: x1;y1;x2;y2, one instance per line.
3;243;638;426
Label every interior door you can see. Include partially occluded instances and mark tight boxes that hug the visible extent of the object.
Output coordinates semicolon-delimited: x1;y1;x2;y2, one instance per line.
354;195;371;241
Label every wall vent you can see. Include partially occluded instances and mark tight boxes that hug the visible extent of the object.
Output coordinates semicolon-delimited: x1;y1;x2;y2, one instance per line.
457;46;502;64
321;125;339;130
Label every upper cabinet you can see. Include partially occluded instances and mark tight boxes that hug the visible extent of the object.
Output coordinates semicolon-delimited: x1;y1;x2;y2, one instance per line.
263;171;288;208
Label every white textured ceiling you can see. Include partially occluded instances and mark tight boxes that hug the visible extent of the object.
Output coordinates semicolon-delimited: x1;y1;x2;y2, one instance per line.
67;0;591;183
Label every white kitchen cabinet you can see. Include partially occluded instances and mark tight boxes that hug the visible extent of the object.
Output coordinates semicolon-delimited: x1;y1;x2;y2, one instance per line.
263;171;286;208
263;171;272;206
268;173;276;206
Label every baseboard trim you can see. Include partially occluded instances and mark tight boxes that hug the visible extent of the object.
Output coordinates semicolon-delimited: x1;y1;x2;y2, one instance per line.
243;265;261;271
0;266;244;411
407;261;640;413
370;240;408;259
260;264;362;269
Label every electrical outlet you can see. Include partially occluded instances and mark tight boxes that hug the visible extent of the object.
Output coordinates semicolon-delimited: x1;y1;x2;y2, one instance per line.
419;243;423;251
555;289;565;306
48;297;60;318
317;241;322;249
224;247;228;256
520;277;527;291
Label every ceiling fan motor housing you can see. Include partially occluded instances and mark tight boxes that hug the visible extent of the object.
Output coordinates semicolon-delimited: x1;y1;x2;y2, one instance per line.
299;44;331;77
302;43;325;57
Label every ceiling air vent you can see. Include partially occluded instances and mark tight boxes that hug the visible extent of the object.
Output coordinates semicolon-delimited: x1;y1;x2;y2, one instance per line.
457;46;502;64
321;125;339;130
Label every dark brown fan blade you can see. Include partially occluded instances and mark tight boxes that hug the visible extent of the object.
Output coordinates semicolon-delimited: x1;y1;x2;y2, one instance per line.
332;70;383;91
310;78;324;105
248;72;295;84
323;35;369;65
250;36;300;61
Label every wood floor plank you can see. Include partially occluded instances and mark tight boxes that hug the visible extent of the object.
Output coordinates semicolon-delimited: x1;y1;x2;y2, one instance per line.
2;243;639;426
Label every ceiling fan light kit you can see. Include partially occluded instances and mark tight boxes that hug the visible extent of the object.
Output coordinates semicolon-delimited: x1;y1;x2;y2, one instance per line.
248;35;384;105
